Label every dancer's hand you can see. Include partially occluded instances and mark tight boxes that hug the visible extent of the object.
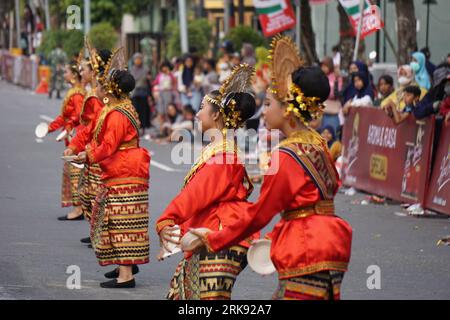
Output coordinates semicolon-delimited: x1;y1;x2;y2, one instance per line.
156;247;166;261
159;226;181;252
63;148;74;156
75;151;86;163
185;228;212;252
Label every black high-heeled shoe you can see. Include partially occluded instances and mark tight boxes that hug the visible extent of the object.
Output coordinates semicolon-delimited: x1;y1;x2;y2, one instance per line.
57;214;84;221
80;237;91;244
104;265;139;279
100;278;135;289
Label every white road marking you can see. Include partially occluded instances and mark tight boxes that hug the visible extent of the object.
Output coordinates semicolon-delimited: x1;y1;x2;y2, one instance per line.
150;160;184;172
39;114;54;122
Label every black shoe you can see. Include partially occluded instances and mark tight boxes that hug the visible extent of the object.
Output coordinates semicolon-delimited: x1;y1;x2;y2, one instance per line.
80;237;91;244
57;214;84;221
104;265;139;279
100;278;135;289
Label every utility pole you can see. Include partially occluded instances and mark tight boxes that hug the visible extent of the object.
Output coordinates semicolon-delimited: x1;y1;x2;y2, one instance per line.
353;0;365;61
178;0;189;54
84;0;91;35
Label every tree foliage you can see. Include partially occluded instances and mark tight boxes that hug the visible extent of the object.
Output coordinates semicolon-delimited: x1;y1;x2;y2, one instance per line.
88;22;118;50
165;18;212;58
50;0;148;29
224;26;266;53
37;29;84;59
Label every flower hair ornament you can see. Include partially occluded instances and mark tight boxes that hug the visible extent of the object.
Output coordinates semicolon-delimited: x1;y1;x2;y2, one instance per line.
268;34;325;125
97;47;129;100
214;63;255;129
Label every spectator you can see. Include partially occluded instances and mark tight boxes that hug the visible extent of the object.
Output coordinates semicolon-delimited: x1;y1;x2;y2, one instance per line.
157;104;196;143
320;56;343;134
202;59;220;94
411;52;431;90
130;52;150;136
231;52;241;68
153;61;177;123
319;125;342;163
193;65;204;95
332;45;341;70
386;85;422;124
440;76;450;126
374;75;394;106
177;55;202;111
342;61;374;104
241;43;256;67
48;43;67;99
381;65;427;112
343;72;374;114
420;47;436;82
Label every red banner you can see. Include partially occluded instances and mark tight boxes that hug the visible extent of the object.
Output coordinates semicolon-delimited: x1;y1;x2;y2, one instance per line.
424;124;450;215
253;0;296;37
341;107;435;205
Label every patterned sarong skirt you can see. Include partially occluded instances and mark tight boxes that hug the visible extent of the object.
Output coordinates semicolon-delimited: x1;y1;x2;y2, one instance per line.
79;163;102;220
90;183;150;266
167;245;248;300
273;270;345;300
61;162;82;207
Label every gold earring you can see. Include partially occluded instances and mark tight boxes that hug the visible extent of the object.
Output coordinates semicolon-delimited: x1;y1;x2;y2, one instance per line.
70;79;75;84
103;97;109;104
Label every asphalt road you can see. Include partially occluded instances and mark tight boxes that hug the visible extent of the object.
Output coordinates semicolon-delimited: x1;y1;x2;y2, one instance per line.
0;81;449;300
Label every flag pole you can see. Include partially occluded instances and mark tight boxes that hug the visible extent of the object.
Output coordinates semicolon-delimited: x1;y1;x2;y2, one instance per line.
353;0;365;61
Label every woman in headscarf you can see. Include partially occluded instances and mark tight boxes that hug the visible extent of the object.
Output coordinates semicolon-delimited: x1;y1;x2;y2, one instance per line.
342;61;374;104
342;71;374;114
381;65;427;112
411;52;431;90
241;43;256;67
130;52;151;136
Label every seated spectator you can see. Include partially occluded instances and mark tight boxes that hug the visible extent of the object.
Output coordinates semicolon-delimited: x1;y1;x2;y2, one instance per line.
386;86;421;124
343;72;374;115
374;75;394;107
157;104;196;144
381;65;427;112
319;125;342;163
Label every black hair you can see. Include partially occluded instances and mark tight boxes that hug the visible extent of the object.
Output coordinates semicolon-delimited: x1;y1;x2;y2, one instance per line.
67;60;81;82
160;60;172;71
111;70;135;96
404;85;421;98
205;58;216;70
183;104;195;115
97;49;112;73
378;75;394;87
290;66;330;122
208;90;256;127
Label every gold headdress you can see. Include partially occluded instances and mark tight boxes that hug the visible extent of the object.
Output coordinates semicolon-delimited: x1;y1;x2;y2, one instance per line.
268;34;324;125
98;47;129;99
84;36;111;76
206;63;255;129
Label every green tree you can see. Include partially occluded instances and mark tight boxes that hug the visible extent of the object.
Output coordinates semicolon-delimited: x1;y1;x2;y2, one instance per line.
88;22;118;51
165;18;211;58
37;29;84;59
224;26;266;53
50;0;149;29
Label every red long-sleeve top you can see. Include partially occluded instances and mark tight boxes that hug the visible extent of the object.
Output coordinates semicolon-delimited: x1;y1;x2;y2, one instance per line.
156;142;259;259
69;93;104;154
205;132;353;280
48;87;85;146
86;101;150;187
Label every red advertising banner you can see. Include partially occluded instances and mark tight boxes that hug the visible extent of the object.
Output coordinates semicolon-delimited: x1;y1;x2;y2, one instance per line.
253;0;296;37
424;124;450;216
341;107;435;205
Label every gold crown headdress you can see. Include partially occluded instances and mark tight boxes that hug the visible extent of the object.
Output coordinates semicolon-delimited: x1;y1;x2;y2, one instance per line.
268;35;324;125
206;63;255;129
98;47;129;99
84;36;110;76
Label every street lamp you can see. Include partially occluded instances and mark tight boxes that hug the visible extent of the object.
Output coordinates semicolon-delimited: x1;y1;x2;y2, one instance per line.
423;0;437;48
